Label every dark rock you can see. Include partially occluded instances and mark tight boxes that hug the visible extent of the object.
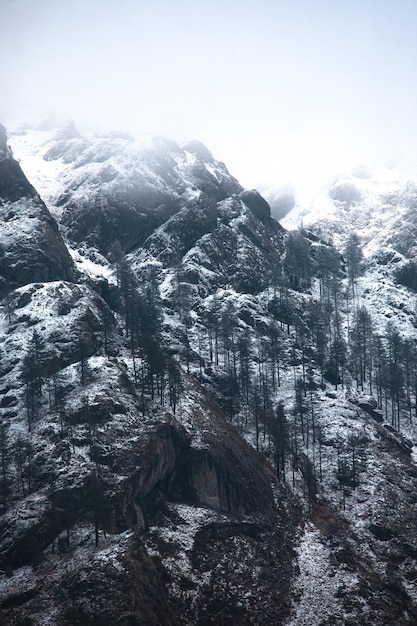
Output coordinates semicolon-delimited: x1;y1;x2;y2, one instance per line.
1;587;38;609
395;261;417;292
138;194;218;265
0;395;17;408
0;127;75;293
62;198;179;255
61;534;176;626
239;189;271;222
0;495;50;570
0;155;35;202
358;402;384;423
182;139;214;162
0;123;8;155
369;524;395;541
56;133;242;254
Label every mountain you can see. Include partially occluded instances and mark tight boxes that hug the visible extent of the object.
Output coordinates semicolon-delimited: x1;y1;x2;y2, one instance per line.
282;164;417;335
1;122;417;625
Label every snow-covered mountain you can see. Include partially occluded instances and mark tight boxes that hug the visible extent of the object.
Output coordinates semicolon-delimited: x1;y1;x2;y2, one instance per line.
2;121;417;625
282;164;417;336
282;162;417;256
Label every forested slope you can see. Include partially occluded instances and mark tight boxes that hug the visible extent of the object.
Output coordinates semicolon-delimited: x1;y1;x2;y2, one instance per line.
1;122;417;624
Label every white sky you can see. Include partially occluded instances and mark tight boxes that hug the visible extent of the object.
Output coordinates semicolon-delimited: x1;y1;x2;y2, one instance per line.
2;0;417;199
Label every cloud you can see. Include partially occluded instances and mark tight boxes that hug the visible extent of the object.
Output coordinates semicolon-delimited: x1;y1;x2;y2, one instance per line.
3;0;417;195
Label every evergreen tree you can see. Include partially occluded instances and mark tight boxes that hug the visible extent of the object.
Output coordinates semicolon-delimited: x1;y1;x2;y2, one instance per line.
344;233;363;295
372;334;387;411
283;230;313;290
306;301;330;385
22;330;44;430
109;239;124;287
384;322;405;429
168;357;183;414
294;377;307;442
89;474;111;547
0;421;10;510
315;244;341;302
14;436;34;497
349;306;373;391
237;327;252;405
269;402;289;481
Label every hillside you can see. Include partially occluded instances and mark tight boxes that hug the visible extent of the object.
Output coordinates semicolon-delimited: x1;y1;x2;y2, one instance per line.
1;121;417;624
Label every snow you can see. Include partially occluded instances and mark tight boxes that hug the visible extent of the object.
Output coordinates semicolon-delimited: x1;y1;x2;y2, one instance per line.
1;199;47;245
8;128;68;217
146;503;227;601
0;564;34;596
8;125;230;236
5;120;417;622
286;523;361;626
281;163;416;234
68;246;114;282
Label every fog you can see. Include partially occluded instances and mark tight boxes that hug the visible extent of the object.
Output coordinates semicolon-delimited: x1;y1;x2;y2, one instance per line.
2;0;417;199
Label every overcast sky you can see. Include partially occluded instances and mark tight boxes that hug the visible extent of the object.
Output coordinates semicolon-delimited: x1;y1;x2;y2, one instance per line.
2;0;417;197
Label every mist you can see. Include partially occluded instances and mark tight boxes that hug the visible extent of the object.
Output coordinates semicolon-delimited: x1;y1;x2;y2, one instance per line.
2;0;417;200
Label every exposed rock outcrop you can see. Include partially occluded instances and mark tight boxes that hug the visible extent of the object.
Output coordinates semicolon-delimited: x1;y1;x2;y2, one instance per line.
0;123;8;156
0;126;75;294
48;134;243;255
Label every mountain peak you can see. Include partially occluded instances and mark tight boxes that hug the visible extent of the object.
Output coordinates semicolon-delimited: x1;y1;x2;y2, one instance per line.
182;139;214;162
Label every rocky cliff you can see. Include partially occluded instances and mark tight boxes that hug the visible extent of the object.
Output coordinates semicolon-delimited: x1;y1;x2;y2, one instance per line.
0;125;75;296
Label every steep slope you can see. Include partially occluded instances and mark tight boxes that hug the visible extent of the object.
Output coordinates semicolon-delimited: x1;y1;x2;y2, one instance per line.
0;124;298;625
10;125;242;256
281;165;417;336
0;124;75;296
2;123;417;625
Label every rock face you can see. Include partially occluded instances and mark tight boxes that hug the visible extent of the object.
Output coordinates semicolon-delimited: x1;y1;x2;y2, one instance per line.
0;128;75;294
42;133;243;255
3;123;417;624
0;200;75;294
0;124;8;155
0;151;35;202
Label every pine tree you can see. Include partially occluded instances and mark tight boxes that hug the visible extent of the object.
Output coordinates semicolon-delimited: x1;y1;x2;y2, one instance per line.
315;244;341;302
168;358;183;414
384;322;405;429
344;232;363;300
78;335;93;387
349;306;373;391
22;330;44;431
269;402;289;481
0;421;10;510
283;230;313;290
294;377;306;442
89;474;111;547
